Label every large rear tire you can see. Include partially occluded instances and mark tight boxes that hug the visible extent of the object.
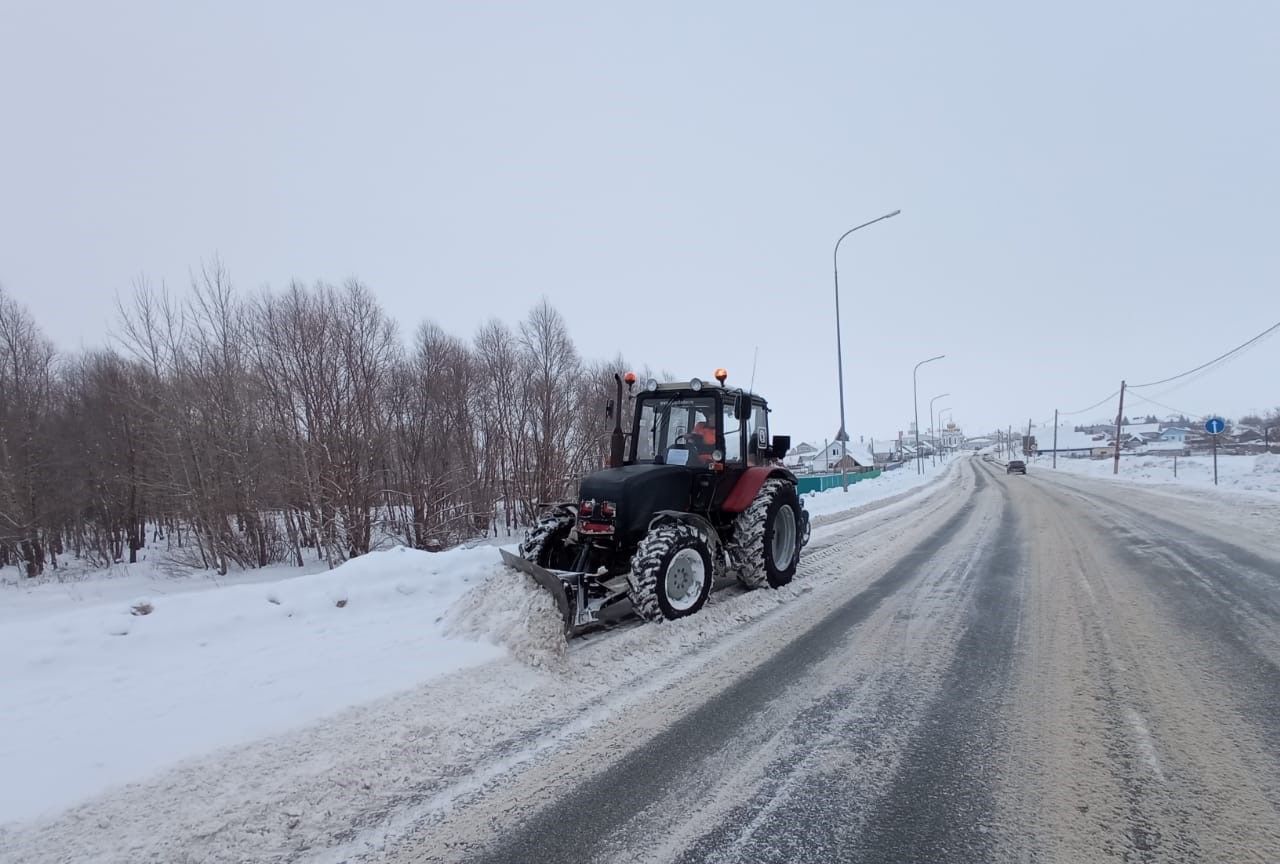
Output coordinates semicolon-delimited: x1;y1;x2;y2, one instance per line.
730;478;801;589
519;505;578;570
628;521;713;622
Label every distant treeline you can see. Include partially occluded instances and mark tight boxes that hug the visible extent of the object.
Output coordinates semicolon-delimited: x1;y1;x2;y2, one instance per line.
0;265;634;578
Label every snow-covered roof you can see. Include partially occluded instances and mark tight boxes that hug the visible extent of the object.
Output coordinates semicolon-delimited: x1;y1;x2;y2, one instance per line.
1034;426;1109;451
1121;423;1161;437
867;436;904;454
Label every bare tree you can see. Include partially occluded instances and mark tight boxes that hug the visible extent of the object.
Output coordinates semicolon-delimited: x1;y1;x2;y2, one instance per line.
4;272;643;580
0;286;57;576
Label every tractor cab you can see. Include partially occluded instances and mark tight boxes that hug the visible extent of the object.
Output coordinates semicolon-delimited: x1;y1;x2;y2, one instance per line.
628;379;781;469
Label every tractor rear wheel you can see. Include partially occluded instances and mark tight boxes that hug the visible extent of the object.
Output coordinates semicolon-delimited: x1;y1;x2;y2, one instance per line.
730;478;801;589
519;505;579;570
628;521;714;622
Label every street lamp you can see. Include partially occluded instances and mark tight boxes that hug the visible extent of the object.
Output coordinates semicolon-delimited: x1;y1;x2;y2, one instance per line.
913;354;945;474
929;393;950;467
834;209;901;489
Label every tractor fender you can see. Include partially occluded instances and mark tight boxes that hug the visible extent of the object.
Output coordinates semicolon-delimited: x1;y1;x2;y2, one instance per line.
648;510;721;555
721;466;798;514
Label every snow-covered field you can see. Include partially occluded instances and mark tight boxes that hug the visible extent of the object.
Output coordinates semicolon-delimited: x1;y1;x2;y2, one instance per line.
0;459;954;834
1031;452;1280;501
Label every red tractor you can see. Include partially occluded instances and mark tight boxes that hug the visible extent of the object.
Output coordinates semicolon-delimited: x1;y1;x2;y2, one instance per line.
501;369;810;634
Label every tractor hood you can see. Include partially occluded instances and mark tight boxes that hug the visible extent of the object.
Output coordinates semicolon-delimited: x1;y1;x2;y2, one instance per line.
578;463;693;541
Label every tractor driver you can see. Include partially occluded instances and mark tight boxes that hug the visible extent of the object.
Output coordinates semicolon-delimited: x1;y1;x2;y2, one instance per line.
690;418;717;463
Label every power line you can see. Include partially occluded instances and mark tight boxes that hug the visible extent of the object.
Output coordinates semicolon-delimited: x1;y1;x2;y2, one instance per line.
1130;318;1280;389
1060;388;1122;417
1126;390;1197;420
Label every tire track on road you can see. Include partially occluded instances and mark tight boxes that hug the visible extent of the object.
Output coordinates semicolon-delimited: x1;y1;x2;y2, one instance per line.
460;470;993;864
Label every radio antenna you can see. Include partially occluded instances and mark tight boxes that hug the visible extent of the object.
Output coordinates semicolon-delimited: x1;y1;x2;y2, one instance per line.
749;346;759;394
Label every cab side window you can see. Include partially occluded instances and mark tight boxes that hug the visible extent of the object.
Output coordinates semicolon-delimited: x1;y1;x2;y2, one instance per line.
747;403;768;465
721;402;742;463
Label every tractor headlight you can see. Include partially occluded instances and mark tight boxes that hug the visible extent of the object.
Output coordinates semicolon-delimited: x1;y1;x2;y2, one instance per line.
712;449;723;462
645;378;658;392
689;377;703;392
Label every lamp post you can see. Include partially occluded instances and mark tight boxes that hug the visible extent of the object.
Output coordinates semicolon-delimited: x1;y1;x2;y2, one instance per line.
834;209;901;489
929;393;950;467
913;355;945;473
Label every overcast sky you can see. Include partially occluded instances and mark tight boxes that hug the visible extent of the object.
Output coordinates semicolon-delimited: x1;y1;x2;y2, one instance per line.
2;1;1277;445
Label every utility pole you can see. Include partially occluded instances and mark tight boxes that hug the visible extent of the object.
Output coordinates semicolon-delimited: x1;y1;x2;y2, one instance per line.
1008;425;1013;458
1112;380;1126;475
1026;418;1033;458
1052;409;1059;469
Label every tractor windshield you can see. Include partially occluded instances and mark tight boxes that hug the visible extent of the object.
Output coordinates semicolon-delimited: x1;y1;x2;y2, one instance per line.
633;394;719;465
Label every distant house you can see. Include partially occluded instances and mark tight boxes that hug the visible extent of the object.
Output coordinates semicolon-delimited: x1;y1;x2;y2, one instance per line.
1035;425;1112;459
1121;422;1161;439
787;440;875;473
869;436;906;466
1159;427;1189;443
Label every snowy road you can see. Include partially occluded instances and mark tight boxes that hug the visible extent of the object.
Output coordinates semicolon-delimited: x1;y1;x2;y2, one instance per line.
387;459;1280;864
5;457;1280;863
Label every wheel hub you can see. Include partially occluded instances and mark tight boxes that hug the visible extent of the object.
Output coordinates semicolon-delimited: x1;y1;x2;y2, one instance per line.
665;547;707;611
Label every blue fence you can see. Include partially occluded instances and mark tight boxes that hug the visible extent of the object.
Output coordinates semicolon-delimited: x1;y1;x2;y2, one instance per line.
795;470;882;495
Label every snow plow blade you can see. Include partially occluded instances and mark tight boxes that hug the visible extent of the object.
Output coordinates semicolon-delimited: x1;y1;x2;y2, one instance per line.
500;548;576;634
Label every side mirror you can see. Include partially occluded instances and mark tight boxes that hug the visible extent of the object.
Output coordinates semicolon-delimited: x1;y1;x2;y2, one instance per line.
771;435;791;457
735;395;753;421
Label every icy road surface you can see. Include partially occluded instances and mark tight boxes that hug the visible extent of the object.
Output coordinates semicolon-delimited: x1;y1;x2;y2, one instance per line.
391;459;1280;863
5;457;1280;862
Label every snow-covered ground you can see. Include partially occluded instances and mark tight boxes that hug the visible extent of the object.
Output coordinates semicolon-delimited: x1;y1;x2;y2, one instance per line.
0;458;955;832
0;547;506;823
1031;452;1280;501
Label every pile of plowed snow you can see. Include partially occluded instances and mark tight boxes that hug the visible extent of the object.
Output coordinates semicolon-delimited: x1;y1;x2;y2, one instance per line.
444;567;568;669
1;544;554;823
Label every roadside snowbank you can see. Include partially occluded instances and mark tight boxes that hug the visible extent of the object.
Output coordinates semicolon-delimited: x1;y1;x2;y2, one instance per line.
1034;452;1280;501
0;546;506;823
801;458;953;519
1;457;960;829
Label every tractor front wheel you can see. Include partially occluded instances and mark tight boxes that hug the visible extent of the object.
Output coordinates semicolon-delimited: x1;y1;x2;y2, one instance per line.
731;478;801;589
628;522;714;622
519;505;579;570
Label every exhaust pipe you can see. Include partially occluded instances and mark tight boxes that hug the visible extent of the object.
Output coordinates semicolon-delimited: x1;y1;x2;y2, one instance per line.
609;372;625;467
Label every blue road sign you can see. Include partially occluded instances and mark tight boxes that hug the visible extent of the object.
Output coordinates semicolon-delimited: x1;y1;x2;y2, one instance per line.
1205;417;1225;435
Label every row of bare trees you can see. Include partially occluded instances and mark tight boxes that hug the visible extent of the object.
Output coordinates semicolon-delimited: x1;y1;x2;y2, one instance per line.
0;270;629;578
